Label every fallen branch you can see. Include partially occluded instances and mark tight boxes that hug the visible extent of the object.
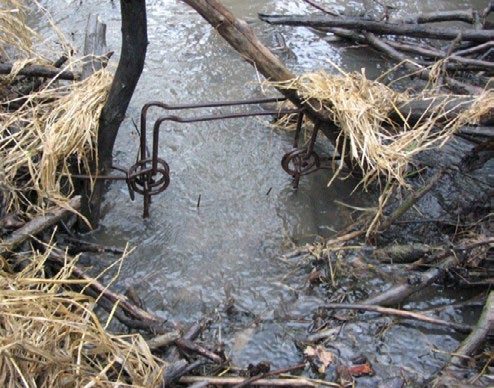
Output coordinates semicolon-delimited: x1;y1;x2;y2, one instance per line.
147;331;181;350
434;291;494;385
0;62;80;80
0;196;81;255
410;236;494;268
301;0;339;16
61;235;125;255
377;169;444;233
373;243;436;264
322;303;473;333
175;338;224;364
181;0;341;145
363;32;481;95
362;254;458;306
180;376;316;387
168;320;208;362
398;10;478;25
259;13;494;42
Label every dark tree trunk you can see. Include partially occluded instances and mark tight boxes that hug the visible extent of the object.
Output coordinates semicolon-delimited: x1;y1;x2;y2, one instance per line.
80;0;148;229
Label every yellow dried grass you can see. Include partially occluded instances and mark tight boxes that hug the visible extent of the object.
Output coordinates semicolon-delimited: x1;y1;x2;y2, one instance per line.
0;245;165;387
0;69;112;215
0;0;37;59
271;66;494;189
270;64;494;232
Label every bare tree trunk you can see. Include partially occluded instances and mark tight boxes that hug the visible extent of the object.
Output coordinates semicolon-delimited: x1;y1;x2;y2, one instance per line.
80;0;148;230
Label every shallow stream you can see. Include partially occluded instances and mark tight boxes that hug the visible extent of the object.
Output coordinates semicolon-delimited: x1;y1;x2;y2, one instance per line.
39;0;488;385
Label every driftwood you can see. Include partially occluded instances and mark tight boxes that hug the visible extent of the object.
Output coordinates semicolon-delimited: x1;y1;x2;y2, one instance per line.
0;196;81;255
322;303;473;333
0;62;80;80
258;14;494;43
81;0;148;228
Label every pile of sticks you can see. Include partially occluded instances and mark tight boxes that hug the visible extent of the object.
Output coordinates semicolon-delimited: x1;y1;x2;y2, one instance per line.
260;1;494;95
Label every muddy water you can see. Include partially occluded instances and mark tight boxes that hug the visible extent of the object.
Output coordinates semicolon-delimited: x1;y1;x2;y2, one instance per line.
41;0;485;383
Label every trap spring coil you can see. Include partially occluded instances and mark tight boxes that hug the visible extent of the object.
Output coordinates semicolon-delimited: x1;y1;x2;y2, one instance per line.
127;157;170;200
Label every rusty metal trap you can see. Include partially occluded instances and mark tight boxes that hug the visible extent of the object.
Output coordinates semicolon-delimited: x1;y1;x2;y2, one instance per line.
73;97;330;218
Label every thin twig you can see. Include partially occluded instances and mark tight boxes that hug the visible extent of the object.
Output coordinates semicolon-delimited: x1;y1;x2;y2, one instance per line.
233;363;306;388
322;303;473;333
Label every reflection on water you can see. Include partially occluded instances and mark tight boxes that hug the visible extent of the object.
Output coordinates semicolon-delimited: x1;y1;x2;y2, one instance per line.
40;0;482;378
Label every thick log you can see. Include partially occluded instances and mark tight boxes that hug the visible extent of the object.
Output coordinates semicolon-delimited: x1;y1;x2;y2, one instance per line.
259;13;494;42
0;62;80;80
181;0;340;145
82;0;148;228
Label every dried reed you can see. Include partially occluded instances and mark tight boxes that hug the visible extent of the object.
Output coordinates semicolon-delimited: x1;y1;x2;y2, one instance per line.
0;0;111;216
0;245;165;387
270;64;494;232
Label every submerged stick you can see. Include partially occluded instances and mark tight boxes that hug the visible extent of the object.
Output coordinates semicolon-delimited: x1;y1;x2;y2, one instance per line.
322;303;473;333
448;291;494;366
433;292;494;385
233;363;307;388
378;169;444;233
362;254;458;306
180;376;316;387
47;248;163;325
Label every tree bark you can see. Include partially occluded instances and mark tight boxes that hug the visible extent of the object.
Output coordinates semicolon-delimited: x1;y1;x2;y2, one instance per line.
81;0;148;229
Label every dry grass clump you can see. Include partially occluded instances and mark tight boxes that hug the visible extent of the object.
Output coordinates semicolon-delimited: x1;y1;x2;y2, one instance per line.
271;66;494;188
0;69;112;215
0;246;165;387
270;65;494;233
0;0;112;216
0;0;37;59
